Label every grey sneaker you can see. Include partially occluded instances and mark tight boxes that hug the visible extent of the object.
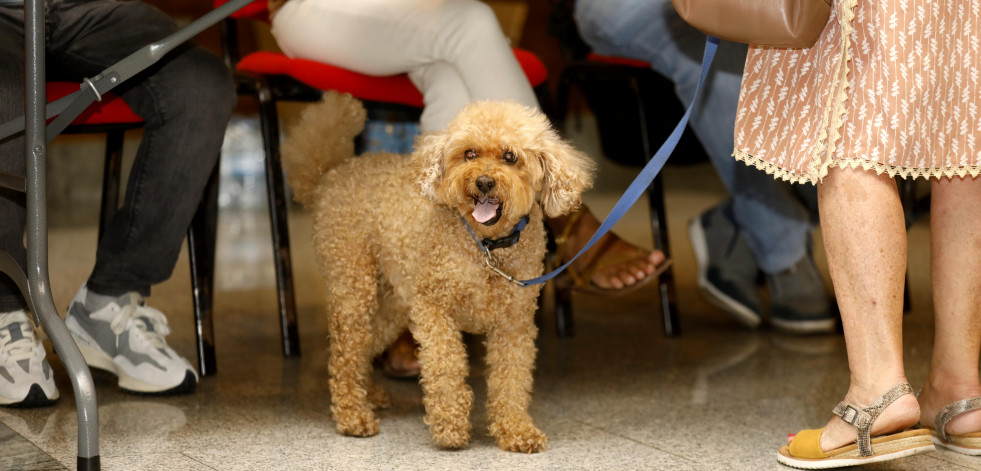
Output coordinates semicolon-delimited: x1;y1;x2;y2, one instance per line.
767;256;837;334
688;202;763;327
0;310;59;407
65;286;197;395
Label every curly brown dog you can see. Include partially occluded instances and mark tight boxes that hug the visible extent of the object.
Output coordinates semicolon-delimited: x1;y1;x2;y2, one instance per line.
281;91;594;453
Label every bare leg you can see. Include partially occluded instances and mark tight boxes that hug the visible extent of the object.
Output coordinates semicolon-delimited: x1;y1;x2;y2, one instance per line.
809;167;919;451
546;206;666;289
917;176;981;435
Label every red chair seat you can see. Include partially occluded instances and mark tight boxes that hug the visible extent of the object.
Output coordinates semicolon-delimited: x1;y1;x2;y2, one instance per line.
46;82;142;126
584;53;651;69
236;48;548;108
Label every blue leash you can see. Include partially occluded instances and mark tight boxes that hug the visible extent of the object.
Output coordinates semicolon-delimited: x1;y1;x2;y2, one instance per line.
516;36;720;287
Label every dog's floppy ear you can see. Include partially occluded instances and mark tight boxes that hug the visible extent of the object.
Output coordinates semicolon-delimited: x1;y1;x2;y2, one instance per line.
413;130;447;201
537;132;596;217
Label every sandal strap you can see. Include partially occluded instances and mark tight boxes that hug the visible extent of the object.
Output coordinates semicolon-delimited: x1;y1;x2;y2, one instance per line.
831;383;914;457
935;396;981;443
553;206;585;247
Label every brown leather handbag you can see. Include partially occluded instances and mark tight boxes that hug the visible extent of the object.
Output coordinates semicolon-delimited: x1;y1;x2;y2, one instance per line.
671;0;833;48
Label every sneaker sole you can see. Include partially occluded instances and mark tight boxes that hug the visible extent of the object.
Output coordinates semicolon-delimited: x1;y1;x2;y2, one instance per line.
123;371;196;396
771;316;837;335
688;217;761;328
0;384;58;408
72;333;196;395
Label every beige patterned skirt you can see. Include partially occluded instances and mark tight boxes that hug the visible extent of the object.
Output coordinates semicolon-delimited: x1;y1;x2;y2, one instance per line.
733;0;981;184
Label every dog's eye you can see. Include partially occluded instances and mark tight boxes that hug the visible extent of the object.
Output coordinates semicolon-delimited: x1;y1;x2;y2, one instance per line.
464;149;477;161
502;150;517;164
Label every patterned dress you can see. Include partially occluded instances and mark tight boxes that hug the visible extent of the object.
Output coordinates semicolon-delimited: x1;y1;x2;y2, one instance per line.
733;0;981;184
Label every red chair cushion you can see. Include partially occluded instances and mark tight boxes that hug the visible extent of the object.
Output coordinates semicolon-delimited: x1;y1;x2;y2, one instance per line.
237;48;548;108
46;82;142;125
238;52;425;107
214;0;270;22
585;53;651;69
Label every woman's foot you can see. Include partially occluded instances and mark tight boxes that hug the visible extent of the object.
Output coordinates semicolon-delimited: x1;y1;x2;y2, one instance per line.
787;383;921;453
379;331;420;379
547;207;666;291
917;378;981;437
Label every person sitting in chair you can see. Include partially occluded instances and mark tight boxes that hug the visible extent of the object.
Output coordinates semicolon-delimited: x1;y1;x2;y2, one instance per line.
0;0;235;406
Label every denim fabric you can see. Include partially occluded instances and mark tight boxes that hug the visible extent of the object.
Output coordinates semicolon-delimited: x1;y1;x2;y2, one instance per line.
0;0;235;307
574;0;817;274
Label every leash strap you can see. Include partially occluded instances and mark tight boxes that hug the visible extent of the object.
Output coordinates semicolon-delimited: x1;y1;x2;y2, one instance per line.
518;36;720;287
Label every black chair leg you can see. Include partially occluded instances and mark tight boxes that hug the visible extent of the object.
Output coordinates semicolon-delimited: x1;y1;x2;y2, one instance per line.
551;70;576;338
257;80;301;358
98;130;125;241
188;163;220;376
633;72;680;338
554;280;575;339
646;176;679;337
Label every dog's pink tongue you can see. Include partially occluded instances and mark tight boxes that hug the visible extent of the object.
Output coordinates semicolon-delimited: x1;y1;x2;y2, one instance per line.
472;200;500;223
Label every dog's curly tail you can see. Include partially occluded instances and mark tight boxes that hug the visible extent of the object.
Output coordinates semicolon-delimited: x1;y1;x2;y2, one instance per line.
280;91;367;208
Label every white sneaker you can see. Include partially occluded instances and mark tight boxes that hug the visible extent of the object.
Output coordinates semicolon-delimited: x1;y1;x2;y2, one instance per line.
65;286;197;395
0;310;59;407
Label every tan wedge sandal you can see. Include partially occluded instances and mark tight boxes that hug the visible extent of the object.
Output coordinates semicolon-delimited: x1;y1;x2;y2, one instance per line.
777;383;935;469
927;397;981;455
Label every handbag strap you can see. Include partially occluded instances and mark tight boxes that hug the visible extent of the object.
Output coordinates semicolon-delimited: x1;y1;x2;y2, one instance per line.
518;36;720;286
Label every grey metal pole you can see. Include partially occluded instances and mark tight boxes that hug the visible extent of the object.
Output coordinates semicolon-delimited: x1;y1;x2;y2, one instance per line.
23;0;101;469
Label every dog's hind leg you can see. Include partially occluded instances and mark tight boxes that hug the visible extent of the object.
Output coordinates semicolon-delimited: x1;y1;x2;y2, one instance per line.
485;312;547;453
323;244;382;437
410;299;474;449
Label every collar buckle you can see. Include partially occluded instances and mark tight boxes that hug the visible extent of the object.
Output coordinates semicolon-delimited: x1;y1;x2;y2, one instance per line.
465;216;531;287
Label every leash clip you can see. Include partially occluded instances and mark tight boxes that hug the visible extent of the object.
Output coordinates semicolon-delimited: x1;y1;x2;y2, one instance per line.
481;249;528;287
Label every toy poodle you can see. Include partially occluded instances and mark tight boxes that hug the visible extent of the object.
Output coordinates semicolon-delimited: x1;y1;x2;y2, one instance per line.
281;91;595;453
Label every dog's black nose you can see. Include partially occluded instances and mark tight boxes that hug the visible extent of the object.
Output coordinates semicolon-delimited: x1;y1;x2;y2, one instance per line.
475;175;496;194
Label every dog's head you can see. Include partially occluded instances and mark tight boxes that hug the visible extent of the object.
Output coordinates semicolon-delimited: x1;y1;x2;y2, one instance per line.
413;101;595;240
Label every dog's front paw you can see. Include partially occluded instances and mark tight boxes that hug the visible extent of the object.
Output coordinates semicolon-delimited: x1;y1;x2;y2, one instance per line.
426;414;472;449
334;408;380;437
491;422;547;453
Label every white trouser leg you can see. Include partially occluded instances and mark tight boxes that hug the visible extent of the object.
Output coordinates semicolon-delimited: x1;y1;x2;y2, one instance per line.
271;0;538;132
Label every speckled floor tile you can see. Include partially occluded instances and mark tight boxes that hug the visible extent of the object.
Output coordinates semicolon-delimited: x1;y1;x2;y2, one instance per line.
0;422;66;471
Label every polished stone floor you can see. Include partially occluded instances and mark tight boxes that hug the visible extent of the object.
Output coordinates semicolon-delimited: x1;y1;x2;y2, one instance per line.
1;115;978;470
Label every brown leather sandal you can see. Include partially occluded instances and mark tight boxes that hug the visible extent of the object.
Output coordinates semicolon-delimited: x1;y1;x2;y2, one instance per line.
551;208;670;297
